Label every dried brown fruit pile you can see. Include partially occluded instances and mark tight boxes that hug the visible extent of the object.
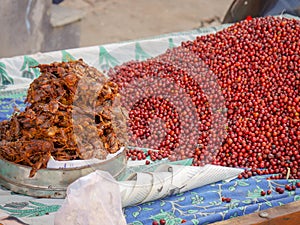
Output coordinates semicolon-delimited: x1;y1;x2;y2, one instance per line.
0;59;126;177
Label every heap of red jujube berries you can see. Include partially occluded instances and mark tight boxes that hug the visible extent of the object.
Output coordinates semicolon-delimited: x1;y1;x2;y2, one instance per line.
109;16;300;179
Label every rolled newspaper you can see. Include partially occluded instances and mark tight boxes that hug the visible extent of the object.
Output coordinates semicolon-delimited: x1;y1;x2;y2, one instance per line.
119;164;243;207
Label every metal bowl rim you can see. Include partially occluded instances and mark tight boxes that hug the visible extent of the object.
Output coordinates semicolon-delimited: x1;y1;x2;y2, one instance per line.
0;148;126;172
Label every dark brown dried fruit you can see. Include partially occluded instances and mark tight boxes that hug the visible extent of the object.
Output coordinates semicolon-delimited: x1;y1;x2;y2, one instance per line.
0;59;126;177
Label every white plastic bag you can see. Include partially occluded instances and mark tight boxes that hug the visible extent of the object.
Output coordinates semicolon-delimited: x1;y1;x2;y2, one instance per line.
54;171;126;225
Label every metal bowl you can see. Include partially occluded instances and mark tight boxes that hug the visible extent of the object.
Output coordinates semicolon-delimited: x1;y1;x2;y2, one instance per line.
0;149;127;198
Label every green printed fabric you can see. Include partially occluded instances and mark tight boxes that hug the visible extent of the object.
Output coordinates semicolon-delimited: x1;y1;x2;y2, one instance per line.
0;23;230;98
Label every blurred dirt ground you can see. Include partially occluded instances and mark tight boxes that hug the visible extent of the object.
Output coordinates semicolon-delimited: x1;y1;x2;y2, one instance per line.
61;0;233;47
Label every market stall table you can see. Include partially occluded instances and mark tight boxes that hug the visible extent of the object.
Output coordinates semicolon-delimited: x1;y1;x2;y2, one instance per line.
1;15;300;225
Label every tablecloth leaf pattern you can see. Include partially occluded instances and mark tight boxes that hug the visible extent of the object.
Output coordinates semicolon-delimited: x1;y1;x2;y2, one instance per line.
0;201;60;217
20;56;40;79
124;176;300;225
62;50;76;62
135;42;152;61
168;38;176;49
99;46;120;71
0;62;13;85
0;97;26;120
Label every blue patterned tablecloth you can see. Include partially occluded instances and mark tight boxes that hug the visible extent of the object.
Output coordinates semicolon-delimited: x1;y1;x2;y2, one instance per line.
0;97;26;121
124;175;300;225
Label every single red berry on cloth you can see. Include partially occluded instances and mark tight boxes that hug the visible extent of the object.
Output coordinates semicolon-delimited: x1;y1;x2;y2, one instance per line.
276;187;285;194
159;219;166;225
267;190;272;195
275;187;281;192
181;219;187;223
285;184;292;191
145;160;150;165
225;197;231;203
261;190;266;196
296;182;300;188
152;221;159;225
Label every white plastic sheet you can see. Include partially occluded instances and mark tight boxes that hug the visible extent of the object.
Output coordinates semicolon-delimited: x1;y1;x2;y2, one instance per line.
54;171;127;225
